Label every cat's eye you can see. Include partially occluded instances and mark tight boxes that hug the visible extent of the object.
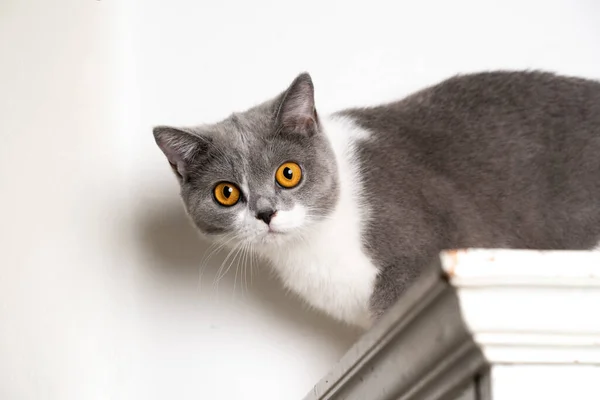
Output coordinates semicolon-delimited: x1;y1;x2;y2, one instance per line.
276;162;302;188
213;182;241;206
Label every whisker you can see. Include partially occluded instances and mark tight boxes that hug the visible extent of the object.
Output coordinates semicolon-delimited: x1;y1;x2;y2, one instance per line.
233;253;239;298
198;232;239;289
215;242;245;297
249;244;255;285
242;243;249;296
231;244;247;298
213;240;243;292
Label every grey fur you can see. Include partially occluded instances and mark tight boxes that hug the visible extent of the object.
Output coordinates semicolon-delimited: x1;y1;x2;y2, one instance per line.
153;74;338;245
341;71;600;317
154;70;600;321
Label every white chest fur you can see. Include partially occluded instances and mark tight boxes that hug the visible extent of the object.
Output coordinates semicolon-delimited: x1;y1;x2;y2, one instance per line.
262;116;379;328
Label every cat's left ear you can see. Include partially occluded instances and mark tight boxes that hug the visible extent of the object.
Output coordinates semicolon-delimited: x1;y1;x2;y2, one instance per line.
276;72;318;136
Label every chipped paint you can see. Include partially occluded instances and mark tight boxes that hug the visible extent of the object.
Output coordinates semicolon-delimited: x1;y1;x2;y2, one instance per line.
439;249;600;286
439;248;468;278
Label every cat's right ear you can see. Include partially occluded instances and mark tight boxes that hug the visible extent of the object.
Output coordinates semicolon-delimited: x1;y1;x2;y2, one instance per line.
153;126;207;182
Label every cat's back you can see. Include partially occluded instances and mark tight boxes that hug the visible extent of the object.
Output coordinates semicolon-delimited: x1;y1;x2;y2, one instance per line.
343;71;600;253
344;70;600;147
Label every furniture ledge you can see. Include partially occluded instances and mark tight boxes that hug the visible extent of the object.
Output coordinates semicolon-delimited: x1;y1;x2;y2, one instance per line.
304;249;600;400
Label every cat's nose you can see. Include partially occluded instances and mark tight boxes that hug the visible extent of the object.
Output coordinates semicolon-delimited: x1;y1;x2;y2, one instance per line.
256;209;276;225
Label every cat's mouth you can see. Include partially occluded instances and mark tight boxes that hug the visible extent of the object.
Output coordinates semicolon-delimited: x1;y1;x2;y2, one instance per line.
256;228;289;245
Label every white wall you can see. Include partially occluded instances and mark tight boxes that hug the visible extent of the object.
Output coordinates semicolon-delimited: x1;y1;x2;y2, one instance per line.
1;0;599;399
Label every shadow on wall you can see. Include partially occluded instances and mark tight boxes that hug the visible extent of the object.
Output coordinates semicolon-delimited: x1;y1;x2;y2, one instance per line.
134;193;361;352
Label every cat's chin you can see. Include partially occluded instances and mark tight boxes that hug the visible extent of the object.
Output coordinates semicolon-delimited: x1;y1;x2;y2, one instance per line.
257;231;287;245
253;229;305;248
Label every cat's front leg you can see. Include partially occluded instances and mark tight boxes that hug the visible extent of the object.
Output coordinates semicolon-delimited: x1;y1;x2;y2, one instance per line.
369;253;439;321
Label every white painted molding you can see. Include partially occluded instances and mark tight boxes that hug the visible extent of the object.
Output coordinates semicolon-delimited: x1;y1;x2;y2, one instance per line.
441;249;600;365
304;249;600;400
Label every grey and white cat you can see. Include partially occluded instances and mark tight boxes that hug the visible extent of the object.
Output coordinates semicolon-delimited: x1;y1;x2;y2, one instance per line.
153;71;600;328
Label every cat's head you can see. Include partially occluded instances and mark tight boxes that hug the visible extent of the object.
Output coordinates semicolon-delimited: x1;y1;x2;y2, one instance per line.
153;73;339;249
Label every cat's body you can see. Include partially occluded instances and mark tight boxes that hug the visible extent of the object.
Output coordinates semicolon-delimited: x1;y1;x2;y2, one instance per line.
154;71;600;328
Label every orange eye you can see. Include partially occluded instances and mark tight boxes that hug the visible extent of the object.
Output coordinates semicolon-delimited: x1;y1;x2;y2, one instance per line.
213;182;241;206
275;162;302;188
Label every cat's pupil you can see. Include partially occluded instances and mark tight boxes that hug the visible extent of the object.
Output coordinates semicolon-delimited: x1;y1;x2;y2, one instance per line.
223;186;232;198
283;167;293;180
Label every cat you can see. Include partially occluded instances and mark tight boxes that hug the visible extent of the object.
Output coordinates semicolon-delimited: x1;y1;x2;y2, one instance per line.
153;71;600;328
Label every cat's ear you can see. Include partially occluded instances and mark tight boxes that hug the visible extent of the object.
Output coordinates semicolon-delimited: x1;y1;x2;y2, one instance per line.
276;73;318;136
153;126;208;181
